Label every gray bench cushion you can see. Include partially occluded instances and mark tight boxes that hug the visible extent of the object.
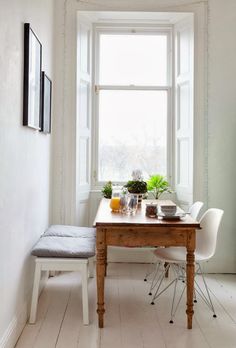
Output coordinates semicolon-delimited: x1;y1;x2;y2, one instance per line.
43;225;96;238
31;236;95;258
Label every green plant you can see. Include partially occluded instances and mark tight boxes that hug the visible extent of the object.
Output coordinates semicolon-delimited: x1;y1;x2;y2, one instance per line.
147;174;172;199
124;170;147;194
101;181;112;199
124;180;147;194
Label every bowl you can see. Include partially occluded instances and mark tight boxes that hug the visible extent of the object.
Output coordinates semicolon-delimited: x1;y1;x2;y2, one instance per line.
161;205;177;216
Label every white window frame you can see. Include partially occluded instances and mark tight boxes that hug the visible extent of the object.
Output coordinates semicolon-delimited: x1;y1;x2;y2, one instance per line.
91;24;173;189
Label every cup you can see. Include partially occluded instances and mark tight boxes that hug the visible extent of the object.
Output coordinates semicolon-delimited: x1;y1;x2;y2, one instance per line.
161;205;177;216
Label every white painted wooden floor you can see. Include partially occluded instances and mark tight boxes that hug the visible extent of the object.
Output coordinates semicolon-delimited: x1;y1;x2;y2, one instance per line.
15;263;236;348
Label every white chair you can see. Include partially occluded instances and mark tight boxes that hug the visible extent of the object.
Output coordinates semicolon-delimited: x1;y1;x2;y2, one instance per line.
188;201;204;220
144;201;204;282
149;208;224;323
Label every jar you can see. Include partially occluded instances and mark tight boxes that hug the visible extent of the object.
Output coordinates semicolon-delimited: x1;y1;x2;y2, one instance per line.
146;202;158;218
110;185;122;212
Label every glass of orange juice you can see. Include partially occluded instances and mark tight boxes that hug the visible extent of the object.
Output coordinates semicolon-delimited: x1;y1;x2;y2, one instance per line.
110;185;122;212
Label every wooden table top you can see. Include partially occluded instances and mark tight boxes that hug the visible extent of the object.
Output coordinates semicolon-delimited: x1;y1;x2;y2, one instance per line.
94;198;201;228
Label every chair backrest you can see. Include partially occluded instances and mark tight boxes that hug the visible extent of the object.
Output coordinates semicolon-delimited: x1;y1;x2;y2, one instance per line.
196;208;224;260
189;201;204;220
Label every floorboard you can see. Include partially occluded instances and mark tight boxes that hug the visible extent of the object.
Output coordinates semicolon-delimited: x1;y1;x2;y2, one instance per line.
15;263;236;348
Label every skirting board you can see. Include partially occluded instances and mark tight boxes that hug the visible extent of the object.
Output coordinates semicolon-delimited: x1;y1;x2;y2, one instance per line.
0;302;27;348
0;271;49;348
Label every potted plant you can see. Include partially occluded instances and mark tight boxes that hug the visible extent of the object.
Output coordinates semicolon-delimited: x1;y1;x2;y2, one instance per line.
101;181;112;199
147;174;172;199
124;170;147;206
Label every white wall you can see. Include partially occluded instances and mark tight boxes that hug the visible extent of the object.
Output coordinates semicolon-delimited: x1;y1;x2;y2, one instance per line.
0;0;54;346
207;0;236;272
53;0;236;272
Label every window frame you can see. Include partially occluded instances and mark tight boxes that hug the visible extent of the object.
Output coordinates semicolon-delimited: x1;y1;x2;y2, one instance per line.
91;24;173;188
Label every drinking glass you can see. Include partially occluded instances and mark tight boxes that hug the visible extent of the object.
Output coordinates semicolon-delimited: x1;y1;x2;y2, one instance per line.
125;194;138;214
110;184;122;212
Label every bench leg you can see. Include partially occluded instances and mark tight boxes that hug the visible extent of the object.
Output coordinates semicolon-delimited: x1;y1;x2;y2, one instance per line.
29;261;41;324
88;257;94;278
81;264;89;325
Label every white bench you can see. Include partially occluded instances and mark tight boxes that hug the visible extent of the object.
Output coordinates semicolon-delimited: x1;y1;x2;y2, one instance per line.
29;225;96;325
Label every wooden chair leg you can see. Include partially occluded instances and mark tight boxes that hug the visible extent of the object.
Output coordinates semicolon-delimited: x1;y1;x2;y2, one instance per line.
81;263;89;325
29;261;41;324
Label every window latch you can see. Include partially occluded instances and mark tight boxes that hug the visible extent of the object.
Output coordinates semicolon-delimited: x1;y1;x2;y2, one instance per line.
95;85;99;94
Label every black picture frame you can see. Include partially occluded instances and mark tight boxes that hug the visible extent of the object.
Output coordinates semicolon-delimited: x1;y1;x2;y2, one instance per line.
41;72;52;134
23;23;42;129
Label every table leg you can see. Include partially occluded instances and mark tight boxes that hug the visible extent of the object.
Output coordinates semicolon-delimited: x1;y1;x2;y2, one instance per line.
105;245;107;277
186;232;195;329
96;228;106;328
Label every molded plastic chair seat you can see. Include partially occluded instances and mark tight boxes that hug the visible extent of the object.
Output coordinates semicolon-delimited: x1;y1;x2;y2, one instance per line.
153;247;207;263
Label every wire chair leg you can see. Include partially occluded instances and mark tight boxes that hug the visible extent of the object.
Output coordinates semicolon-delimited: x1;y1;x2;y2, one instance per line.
150;265;169;304
169;282;186;324
148;262;162;295
168;264;186;323
196;264;217;317
144;253;156;282
150;264;177;304
193;287;197;303
169;277;178;323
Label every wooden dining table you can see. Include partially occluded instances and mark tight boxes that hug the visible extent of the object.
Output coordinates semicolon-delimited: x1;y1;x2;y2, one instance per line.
93;198;201;329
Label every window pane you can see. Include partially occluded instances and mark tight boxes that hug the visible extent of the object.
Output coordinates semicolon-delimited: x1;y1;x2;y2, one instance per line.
99;34;167;86
98;90;167;182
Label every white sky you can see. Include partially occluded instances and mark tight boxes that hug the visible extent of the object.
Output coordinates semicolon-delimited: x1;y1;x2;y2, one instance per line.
99;34;167;86
98;33;168;180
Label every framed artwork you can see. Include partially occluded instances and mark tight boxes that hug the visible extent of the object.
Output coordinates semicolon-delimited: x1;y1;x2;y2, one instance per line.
41;72;52;133
23;23;42;129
